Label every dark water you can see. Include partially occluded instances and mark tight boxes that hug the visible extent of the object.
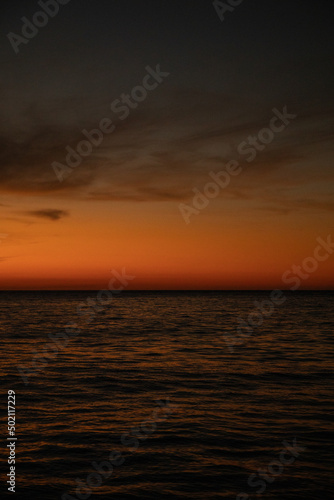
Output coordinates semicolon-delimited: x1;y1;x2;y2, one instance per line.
1;291;333;500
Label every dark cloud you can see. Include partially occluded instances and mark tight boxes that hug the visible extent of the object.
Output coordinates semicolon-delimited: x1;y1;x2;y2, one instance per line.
24;210;69;221
0;85;333;213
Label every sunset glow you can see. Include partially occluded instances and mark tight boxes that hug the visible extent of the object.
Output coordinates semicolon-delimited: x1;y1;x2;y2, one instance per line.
1;1;333;290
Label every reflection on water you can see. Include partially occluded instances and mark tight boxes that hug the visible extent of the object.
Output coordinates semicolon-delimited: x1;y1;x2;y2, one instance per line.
1;291;333;499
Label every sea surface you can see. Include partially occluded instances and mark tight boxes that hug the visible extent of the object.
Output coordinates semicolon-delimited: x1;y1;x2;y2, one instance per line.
1;291;333;500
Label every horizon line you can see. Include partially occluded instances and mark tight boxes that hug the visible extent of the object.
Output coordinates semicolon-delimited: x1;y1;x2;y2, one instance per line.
0;289;333;292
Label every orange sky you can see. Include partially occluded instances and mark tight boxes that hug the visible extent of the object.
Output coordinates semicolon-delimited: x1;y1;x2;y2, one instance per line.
1;191;333;290
1;0;333;290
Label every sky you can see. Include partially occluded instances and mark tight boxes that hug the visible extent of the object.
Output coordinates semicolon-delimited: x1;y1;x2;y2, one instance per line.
0;0;333;290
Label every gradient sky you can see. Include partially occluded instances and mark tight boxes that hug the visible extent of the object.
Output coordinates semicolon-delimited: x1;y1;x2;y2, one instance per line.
0;0;333;289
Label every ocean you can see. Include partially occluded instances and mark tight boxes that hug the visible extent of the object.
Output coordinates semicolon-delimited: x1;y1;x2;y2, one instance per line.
1;291;333;499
